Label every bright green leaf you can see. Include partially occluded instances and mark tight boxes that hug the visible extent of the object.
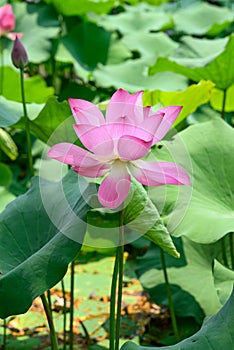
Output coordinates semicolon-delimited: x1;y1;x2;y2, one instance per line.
44;0;116;15
210;84;234;112
143;80;215;126
1;67;54;103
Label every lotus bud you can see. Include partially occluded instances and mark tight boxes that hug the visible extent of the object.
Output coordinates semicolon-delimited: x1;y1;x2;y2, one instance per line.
11;36;28;69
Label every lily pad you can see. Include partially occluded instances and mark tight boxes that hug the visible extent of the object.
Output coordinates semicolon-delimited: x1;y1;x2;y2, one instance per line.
59;21;111;71
150;119;234;244
0;171;90;318
149;35;234;90
89;5;171;34
173;3;233;36
123;32;178;63
136;237;234;317
94;59;188;92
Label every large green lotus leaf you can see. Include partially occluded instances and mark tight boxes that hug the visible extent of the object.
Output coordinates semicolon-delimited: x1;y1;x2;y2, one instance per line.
12;2;60;63
123;32;178;62
149;35;234;90
149;119;234;244
14;97;76;145
56;31;131;70
55;43;91;82
214;259;234;305
178;35;229;59
93;59;188;92
106;34;132;65
135;237;234;317
0;96;44;127
0;171;91;318
173;3;233;36
0;128;18;160
90;6;171;34
59;21;111;71
44;0;116;15
1;67;54;104
143;80;215;126
121;288;234;349
210;84;234;112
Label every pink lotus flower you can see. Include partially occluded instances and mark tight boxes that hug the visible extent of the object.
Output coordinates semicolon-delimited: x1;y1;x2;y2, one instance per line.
48;89;190;209
0;4;22;40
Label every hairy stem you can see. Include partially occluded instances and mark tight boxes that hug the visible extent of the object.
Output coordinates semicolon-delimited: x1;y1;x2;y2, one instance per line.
109;249;119;350
69;260;75;350
40;294;59;350
114;210;125;350
20;68;34;177
61;279;67;350
160;248;180;342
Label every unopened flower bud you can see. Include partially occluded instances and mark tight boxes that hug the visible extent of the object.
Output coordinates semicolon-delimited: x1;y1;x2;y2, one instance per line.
11;36;28;69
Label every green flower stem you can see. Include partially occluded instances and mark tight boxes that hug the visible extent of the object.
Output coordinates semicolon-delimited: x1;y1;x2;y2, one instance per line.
221;89;227;120
0;37;4;95
40;294;59;350
115;209;125;350
69;260;75;350
109;248;119;350
61;279;67;350
47;289;52;311
229;232;234;270
19;68;34;177
160;248;180;343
